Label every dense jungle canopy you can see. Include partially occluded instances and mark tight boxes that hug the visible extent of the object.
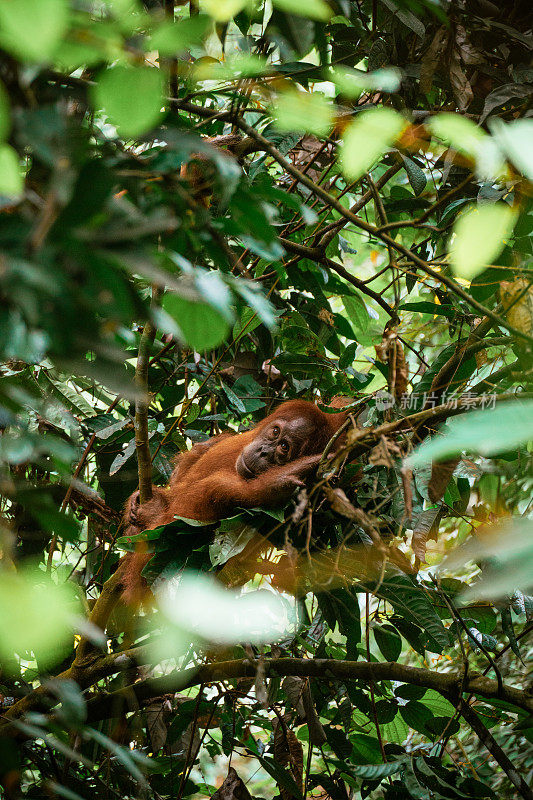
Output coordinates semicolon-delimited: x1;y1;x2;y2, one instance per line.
0;0;532;798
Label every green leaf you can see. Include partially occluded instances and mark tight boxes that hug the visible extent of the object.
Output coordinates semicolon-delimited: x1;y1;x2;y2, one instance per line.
400;701;433;734
92;65;165;138
374;624;402;661
0;145;23;198
379;577;450;653
273;90;333;136
449;202;517;280
401;155;427;196
162;293;230;351
272;0;332;21
380;715;408;744
407;401;533;467
351;761;406;779
339;107;406;181
0;0;69;61
399;301;455;319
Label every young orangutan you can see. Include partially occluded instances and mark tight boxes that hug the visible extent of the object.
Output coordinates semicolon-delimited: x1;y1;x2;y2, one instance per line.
121;398;351;601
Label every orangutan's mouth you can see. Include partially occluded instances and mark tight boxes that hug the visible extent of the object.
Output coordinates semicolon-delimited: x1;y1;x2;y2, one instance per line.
236;452;255;479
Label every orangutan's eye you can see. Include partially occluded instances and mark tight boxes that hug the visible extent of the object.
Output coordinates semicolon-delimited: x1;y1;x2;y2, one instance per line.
272;425;280;436
280;440;289;453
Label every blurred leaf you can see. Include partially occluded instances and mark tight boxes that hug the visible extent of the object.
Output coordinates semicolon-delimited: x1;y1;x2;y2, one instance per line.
162;293;230;351
150;14;210;55
407;401;533;466
0;0;69;61
449;202;517;280
0;144;23;198
92;65;165;138
273;0;331;21
0;571;77;671
0;80;11;142
339;108;406;181
489;117;533;181
273;90;333;136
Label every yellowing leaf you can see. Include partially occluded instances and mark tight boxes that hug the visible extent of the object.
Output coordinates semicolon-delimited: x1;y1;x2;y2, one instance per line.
273;90;333;137
92;65;165;139
0;0;69;62
339;107;406;181
449;202;517;280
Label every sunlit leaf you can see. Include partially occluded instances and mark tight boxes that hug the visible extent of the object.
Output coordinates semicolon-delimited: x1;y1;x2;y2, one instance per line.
331;66;402;98
0;145;23;198
156;571;295;647
0;0;69;62
339;107;406;180
92;65;165;138
489;117;533;181
449;202;517;280
162;293;230;351
202;0;248;22
428;113;488;158
273;90;333;136
0;571;77;670
407;400;533;467
273;0;332;20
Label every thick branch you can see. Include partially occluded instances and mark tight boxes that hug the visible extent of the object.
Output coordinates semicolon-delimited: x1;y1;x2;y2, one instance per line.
83;657;533;722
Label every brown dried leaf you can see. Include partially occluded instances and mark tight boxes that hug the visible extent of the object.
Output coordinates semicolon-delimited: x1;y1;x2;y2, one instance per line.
273;722;304;800
449;48;473;111
210;767;253;800
428;458;460;503
455;24;485;66
501;278;533;337
420;25;448;93
145;699;171;752
282;676;306;719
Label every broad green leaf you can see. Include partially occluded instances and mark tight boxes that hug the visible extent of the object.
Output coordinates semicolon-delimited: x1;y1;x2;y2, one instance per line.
0;0;69;62
489;117;533;181
0;80;10;141
162;292;230;351
202;0;248;22
0;571;76;670
0;145;23;198
351;761;406;779
331;66;401;98
449;202;517;280
428;113;488;159
374;624;402;661
406;401;533;467
273;0;332;21
379;576;450;653
339;107;406;181
92;65;165;138
273;90;333;136
381;715;409;744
